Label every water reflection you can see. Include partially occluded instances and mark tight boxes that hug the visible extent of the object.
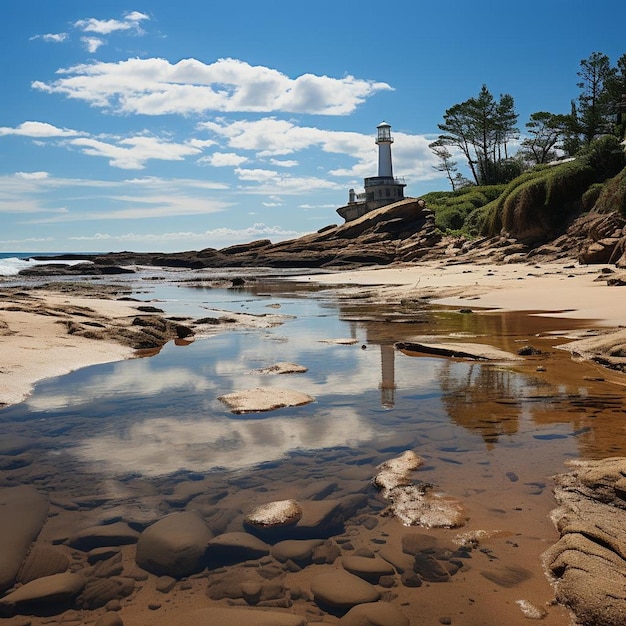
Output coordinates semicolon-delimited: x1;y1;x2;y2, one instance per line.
72;407;377;476
1;279;626;485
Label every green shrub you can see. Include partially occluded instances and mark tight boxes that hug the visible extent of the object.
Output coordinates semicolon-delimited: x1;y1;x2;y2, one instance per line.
594;167;626;216
582;183;605;211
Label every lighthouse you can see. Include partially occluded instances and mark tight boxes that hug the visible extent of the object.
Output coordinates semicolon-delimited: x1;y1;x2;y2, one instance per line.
376;121;394;179
336;121;406;222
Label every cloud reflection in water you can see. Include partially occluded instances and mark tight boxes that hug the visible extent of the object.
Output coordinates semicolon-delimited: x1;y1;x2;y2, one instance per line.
73;407;377;476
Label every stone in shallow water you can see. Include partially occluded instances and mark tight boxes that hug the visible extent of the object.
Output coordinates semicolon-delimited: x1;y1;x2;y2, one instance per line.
206;532;270;567
271;539;325;564
218;386;314;414
17;544;70;583
254;362;308;374
310;570;380;611
0;572;85;607
245;499;303;528
341;555;396;583
0;485;49;592
68;521;140;551
339;601;410;626
151;607;306;626
480;563;533;587
135;511;212;577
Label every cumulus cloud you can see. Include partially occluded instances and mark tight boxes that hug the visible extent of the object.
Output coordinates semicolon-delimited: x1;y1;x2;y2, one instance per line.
81;37;105;53
68;134;203;169
200;117;371;157
30;33;68;43
32;57;392;116
0;121;81;138
199;152;249;167
73;11;150;35
15;171;50;180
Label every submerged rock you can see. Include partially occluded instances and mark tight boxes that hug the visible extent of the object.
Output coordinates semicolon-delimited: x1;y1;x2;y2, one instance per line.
0;486;49;592
0;572;85;607
135;511;212;577
310;570;380;611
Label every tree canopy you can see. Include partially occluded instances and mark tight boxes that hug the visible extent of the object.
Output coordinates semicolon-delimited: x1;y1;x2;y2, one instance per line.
431;51;626;190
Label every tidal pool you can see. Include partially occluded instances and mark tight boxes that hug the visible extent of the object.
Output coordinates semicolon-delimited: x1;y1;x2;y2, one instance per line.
1;274;624;625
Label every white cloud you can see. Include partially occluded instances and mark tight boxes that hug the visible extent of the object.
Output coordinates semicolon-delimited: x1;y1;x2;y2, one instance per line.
68;135;203;169
201;117;371;157
15;171;49;180
32;57;392;116
67;223;302;244
270;158;298;167
30;33;68;43
73;11;150;35
81;37;105;53
0;121;81;138
199;152;248;167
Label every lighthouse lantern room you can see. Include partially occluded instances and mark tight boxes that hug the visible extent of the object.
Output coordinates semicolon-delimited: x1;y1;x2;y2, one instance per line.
337;121;406;222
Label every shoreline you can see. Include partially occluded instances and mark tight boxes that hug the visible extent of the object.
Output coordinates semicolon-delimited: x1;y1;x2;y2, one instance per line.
1;259;625;409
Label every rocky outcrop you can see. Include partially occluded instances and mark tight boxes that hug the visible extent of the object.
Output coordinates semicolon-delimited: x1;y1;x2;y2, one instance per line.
543;458;626;626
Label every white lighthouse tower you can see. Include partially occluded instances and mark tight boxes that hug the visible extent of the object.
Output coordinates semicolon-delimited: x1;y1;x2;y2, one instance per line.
337;121;406;222
376;121;394;179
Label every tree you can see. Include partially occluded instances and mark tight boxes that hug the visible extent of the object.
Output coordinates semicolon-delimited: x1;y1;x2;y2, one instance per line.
437;85;519;185
576;51;613;143
605;53;626;138
520;111;570;165
429;139;460;190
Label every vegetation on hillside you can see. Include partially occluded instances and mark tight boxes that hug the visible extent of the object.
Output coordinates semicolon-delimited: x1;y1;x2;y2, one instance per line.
427;135;626;241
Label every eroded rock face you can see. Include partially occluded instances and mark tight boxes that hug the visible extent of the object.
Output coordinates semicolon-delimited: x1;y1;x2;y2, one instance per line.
543;457;626;626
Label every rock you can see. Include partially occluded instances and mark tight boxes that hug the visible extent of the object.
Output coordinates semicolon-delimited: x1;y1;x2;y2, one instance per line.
374;454;465;528
271;539;325;565
396;341;522;361
377;547;414;574
95;613;124;626
68;521;140;551
0;486;49;592
78;576;135;609
0;572;85;607
206;532;270;567
150;607;306;625
341;555;395;583
17;545;70;583
480;564;533;588
245;499;303;528
218;387;314;414
310;570;380;611
254;362;308;375
339;601;410;626
543;457;626;625
135;511;212;577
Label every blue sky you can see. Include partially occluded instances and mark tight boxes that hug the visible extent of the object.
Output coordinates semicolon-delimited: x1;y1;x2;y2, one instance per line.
1;1;624;253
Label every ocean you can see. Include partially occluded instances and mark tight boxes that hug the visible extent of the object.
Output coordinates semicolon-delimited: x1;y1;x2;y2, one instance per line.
0;252;96;277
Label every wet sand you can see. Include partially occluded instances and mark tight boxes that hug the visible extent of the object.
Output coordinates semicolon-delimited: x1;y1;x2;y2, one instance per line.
1;261;626;625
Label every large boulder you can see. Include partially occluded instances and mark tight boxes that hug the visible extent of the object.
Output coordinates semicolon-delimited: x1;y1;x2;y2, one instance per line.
135;511;212;577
